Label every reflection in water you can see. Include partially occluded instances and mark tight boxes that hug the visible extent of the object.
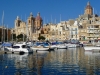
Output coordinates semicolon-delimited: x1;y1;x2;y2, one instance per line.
0;48;100;75
85;52;100;75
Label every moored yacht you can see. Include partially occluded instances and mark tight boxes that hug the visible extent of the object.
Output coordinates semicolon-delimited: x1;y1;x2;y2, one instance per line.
31;42;55;50
5;43;33;53
57;44;67;49
84;46;100;51
66;43;79;48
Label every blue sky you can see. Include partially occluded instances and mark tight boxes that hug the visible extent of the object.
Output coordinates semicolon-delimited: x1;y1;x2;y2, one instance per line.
0;0;99;28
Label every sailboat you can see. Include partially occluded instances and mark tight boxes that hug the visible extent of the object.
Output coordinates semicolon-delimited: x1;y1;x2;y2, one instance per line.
84;8;100;51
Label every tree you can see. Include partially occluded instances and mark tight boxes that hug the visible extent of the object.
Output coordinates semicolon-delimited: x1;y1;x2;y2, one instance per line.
38;36;45;40
17;34;27;41
17;34;23;39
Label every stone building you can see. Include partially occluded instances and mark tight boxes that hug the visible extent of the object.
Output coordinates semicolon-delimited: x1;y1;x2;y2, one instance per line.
76;1;100;43
40;23;57;40
14;1;100;42
0;26;11;42
15;12;43;41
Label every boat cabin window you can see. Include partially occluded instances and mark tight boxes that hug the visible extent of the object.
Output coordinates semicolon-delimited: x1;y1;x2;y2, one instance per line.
22;45;27;48
12;46;20;48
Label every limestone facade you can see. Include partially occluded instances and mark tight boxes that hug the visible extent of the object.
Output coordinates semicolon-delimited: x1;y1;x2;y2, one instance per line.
13;1;100;42
15;12;43;40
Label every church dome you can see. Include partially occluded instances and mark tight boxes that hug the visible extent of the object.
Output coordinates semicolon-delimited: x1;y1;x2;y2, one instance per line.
35;12;42;20
86;5;92;9
86;1;92;9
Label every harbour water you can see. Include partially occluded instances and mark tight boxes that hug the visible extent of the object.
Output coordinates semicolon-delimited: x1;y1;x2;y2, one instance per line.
0;48;100;75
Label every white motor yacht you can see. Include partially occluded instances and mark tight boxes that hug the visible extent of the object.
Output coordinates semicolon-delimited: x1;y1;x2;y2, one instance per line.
57;44;67;49
84;46;100;51
65;43;79;48
31;45;49;51
5;43;33;53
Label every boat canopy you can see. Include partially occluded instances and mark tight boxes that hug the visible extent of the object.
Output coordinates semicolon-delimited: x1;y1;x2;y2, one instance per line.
2;43;12;47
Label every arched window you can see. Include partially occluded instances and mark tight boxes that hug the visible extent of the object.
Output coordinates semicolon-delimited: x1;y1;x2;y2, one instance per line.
29;20;30;23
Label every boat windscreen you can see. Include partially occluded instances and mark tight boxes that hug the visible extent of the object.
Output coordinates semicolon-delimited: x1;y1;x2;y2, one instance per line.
12;46;20;48
22;45;27;48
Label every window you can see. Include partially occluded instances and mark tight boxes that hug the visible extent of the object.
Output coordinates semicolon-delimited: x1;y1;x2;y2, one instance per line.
95;26;99;28
71;35;73;38
75;28;77;31
60;31;61;35
12;46;20;48
18;22;20;26
75;31;77;34
29;20;30;23
71;31;73;35
22;45;27;48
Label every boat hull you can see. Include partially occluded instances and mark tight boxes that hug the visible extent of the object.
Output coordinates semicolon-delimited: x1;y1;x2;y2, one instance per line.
84;46;100;51
32;47;49;51
66;44;79;48
57;45;67;49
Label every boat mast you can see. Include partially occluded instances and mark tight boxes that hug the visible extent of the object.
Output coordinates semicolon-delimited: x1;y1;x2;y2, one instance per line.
44;17;45;25
60;14;61;22
1;11;4;42
25;14;29;42
7;25;8;42
4;24;5;42
12;32;13;42
51;15;52;23
31;20;33;41
54;18;56;41
23;29;24;42
22;15;24;42
93;8;95;46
